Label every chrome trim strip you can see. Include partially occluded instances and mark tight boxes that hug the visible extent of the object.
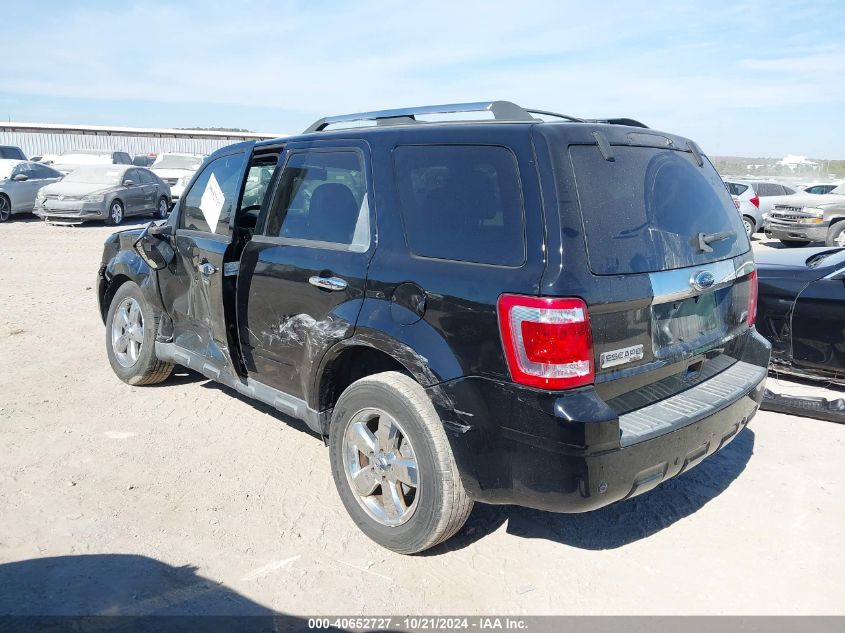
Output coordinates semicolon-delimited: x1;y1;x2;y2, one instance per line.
649;259;747;304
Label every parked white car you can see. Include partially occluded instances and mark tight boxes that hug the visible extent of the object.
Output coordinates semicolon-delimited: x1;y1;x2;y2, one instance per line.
150;153;205;205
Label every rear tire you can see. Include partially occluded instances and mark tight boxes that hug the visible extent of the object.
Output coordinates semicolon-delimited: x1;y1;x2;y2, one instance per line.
105;281;174;385
106;199;124;226
155;196;169;220
329;371;473;554
742;216;755;238
825;222;845;248
780;240;811;248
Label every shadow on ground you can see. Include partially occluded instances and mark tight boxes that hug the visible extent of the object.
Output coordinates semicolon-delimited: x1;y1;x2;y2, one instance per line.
0;554;321;631
429;427;756;554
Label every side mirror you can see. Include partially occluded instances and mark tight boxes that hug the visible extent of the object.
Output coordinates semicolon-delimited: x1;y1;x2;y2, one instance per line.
123;179;134;187
13;174;28;182
133;222;174;270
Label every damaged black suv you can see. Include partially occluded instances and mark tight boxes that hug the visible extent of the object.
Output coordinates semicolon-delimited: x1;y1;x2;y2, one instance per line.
97;101;770;553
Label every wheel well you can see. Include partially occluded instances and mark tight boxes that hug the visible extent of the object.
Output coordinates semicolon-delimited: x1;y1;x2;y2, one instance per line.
100;274;131;321
743;214;756;228
319;346;411;413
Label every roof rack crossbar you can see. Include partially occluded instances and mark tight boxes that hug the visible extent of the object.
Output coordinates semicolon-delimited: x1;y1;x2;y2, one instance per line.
304;100;538;133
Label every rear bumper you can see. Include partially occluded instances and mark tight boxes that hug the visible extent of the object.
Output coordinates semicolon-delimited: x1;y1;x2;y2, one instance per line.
431;329;770;513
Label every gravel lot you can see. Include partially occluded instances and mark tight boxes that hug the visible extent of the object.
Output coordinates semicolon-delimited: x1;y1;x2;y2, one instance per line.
1;218;843;616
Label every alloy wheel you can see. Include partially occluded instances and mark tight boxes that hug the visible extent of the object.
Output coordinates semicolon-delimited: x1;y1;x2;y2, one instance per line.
0;197;10;222
111;297;144;367
342;408;419;527
111;202;123;224
835;231;845;248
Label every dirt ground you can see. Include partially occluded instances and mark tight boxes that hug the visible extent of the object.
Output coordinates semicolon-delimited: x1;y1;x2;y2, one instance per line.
1;217;843;616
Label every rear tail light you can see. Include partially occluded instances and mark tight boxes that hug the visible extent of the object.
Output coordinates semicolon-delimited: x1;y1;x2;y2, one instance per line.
497;294;594;390
746;270;758;327
750;194;760;208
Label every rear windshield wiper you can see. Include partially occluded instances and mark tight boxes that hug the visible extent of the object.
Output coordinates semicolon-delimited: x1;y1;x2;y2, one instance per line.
696;230;736;253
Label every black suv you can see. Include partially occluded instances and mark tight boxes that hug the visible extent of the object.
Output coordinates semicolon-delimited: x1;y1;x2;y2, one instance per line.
97;101;770;553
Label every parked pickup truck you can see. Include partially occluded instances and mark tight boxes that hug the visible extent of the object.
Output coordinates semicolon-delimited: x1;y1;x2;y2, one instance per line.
97;101;771;553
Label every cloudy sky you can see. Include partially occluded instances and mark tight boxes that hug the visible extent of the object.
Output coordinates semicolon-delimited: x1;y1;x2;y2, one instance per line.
2;1;843;157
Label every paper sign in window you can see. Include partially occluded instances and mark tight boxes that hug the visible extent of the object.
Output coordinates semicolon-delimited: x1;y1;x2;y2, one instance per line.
200;172;225;231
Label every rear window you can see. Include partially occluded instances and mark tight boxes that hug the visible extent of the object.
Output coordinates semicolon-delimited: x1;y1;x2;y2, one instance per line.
570;145;748;275
726;182;748;196
393;145;525;266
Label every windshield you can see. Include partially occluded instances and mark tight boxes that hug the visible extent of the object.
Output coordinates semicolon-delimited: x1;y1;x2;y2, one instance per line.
63;166;124;185
152;155;203;170
0;161;20;180
59;151;112;165
569;145;748;275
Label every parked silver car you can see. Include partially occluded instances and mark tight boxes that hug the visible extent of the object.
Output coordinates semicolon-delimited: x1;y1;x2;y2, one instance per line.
724;180;763;236
0;160;63;222
34;165;171;225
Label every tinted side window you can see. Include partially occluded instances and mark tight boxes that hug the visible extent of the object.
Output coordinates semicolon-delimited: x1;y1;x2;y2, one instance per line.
266;150;369;250
393;145;525;266
30;163;58;178
727;182;748;196
782;186;795;195
11;163;33;178
757;183;778;196
180;153;246;234
137;169;154;184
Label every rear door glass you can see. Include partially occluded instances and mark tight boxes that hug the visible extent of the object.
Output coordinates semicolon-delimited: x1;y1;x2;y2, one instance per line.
393;145;525;266
570;145;748;275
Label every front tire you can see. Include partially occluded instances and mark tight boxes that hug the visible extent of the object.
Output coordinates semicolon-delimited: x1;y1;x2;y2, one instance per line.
826;222;845;248
106;200;124;226
329;372;473;554
0;194;11;222
105;281;173;385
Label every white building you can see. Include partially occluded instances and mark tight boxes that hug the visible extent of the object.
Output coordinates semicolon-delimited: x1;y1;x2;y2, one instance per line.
0;122;286;159
776;155;819;172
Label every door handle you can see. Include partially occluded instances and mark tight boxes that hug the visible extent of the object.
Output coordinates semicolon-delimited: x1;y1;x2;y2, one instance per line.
198;262;217;276
309;276;347;291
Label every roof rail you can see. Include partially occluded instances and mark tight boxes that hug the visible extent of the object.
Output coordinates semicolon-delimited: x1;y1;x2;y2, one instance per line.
584;117;649;129
525;109;584;123
303;100;538;133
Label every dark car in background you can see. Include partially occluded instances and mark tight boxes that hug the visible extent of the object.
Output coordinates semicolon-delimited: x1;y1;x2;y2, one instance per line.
756;247;845;385
0;145;27;160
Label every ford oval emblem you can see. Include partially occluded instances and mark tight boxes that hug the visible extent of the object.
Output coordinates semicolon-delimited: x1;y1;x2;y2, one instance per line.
691;270;716;292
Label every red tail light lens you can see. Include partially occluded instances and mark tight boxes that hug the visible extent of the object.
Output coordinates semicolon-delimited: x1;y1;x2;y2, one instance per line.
497;294;594;390
750;194;760;208
747;270;758;327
